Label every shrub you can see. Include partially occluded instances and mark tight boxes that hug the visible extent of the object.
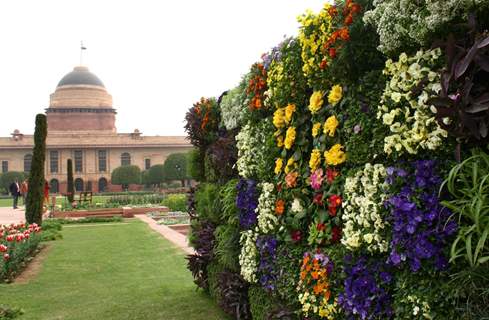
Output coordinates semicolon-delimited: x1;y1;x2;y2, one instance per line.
161;194;187;212
194;183;221;224
163;153;190;185
111;165;142;190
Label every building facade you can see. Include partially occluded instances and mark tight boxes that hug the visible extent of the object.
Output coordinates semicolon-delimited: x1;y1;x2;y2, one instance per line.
0;66;192;193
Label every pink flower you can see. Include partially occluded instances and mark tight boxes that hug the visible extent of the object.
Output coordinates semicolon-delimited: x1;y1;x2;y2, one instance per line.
0;244;7;252
310;169;324;190
3;253;9;261
6;235;14;242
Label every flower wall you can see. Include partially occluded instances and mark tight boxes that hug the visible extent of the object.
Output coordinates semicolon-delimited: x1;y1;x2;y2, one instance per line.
185;1;489;319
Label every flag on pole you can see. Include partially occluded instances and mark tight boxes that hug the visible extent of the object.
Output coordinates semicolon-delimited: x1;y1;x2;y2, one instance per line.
81;41;86;50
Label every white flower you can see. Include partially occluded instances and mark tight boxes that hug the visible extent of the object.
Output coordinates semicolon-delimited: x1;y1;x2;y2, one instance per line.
291;198;303;213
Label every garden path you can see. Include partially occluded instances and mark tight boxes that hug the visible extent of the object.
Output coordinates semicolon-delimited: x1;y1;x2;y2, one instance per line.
0;206;25;224
136;214;194;254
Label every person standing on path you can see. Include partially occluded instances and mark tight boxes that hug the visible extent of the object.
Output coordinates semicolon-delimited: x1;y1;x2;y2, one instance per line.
20;179;28;206
43;180;50;208
9;179;21;209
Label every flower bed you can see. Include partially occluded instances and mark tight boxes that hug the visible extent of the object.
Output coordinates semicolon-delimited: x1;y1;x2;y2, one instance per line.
185;1;489;319
0;223;42;282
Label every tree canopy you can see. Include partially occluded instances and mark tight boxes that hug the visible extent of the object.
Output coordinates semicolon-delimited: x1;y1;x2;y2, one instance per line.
111;165;141;189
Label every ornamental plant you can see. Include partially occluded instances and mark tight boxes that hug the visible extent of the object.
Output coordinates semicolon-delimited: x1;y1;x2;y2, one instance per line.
342;163;389;252
184;97;220;148
297;251;337;319
377;48;448;156
246;63;268;111
385;161;457;272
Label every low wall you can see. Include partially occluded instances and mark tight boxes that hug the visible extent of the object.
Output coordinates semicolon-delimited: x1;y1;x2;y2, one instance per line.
52;206;169;219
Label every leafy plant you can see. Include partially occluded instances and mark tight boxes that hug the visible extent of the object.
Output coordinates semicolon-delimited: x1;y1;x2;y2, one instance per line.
0;305;23;319
161;194;187;212
194;183;221;224
217;270;251;320
430;16;489;147
441;149;489;267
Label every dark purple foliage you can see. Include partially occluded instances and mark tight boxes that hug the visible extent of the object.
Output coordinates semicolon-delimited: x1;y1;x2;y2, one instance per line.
256;235;278;291
338;255;394;320
186;254;210;290
193;221;216;258
236;179;259;229
218;270;251;320
385;160;457;272
206;133;239;182
429;15;489;146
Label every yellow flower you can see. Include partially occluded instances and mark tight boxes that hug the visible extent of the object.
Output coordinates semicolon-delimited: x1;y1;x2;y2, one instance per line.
328;85;343;106
324;144;346;166
276;135;284;148
309;91;324;114
273;108;286;128
275;158;283;175
284;127;296;149
323;115;339;137
309;149;322;171
285;103;296;123
312;122;321;137
285;157;295;174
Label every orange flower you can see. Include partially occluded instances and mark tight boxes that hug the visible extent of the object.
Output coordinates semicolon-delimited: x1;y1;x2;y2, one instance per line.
275;199;285;215
285;172;298;188
327;5;338;17
300;270;307;280
344;14;353;25
339;27;350;41
320;60;328;69
311;271;319;280
305;264;312;272
324;290;331;301
303;255;310;266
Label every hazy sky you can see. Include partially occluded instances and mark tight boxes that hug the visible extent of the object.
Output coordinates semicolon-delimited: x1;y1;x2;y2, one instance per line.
0;1;325;137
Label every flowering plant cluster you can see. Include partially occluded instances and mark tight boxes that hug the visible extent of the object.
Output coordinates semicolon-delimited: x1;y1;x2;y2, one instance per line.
342;163;389;253
184;97;220;148
186;0;487;318
0;223;42;281
297;251;337;319
338;255;393;319
298;1;362;87
385;161;457;272
377;49;447;156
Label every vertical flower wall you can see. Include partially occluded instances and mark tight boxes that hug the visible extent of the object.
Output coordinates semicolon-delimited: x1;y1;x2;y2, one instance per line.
185;1;489;319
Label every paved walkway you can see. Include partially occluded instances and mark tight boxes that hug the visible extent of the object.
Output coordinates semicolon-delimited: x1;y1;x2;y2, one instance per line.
0;206;26;225
135;214;194;255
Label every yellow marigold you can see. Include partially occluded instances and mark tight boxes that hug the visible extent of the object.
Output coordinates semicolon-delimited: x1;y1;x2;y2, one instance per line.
324;144;346;166
312;122;321;137
309;149;322;171
285;104;296;123
328;85;343;106
276;135;284;148
275;158;283;175
323;115;339;137
285;157;295;174
309;91;324;114
273;108;286;129
284;127;296;149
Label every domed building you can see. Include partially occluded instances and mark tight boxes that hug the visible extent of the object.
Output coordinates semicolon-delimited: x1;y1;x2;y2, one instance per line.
0;66;192;193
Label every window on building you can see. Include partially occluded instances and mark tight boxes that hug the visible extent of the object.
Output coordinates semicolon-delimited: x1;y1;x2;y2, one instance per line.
74;178;84;192
145;158;151;170
98;150;107;172
98;177;108;192
50;151;59;173
121;152;131;166
74;150;83;172
1;161;8;173
24;154;32;172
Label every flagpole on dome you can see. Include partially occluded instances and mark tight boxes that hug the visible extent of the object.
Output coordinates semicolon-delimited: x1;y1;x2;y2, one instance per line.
80;41;87;66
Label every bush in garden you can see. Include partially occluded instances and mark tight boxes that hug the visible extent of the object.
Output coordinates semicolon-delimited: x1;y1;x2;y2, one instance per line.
161;194;187;212
26;114;47;225
0;172;25;195
111;165;141;190
145;164;165;186
163;153;189;186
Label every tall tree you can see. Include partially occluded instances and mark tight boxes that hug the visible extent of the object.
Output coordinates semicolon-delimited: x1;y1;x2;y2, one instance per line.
111;165;141;191
67;159;74;203
163;153;189;186
25;114;47;224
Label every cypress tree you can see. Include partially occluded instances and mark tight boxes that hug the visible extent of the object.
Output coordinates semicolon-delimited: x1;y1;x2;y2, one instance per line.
25;114;47;224
67;159;74;203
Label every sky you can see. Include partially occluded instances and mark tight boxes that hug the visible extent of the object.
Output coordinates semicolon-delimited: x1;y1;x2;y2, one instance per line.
0;0;325;137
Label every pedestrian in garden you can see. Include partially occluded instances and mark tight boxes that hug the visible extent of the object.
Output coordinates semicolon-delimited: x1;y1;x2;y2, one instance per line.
9;179;21;209
43;180;50;207
20;179;28;206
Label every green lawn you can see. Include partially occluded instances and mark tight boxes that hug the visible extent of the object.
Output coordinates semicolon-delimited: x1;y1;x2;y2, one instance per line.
0;219;227;320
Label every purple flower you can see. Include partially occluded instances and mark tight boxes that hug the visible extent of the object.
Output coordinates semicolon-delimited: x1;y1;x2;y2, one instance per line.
354;124;362;134
256;235;278;291
236;179;259;229
385;161;457;272
338;255;394;320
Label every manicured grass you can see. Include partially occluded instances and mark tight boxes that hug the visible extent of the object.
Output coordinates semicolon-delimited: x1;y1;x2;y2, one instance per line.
0;219;228;320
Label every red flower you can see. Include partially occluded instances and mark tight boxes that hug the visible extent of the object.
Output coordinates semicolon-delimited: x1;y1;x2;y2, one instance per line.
326;168;339;184
328;5;338;17
339;28;350;41
6;235;14;242
316;223;326;231
0;244;7;252
350;3;362;14
320;60;328;69
328;195;342;217
344;14;353;25
332;226;342;243
329;48;337;58
291;230;302;242
3;253;9;261
313;193;324;206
